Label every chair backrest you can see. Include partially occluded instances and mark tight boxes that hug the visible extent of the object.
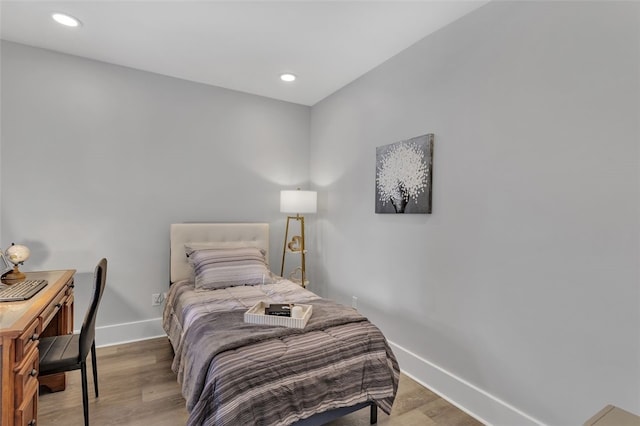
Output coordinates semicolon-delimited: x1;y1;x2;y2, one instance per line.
79;258;107;360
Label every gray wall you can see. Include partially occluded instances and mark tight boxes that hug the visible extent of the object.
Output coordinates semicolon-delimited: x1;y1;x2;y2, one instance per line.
309;2;639;425
2;2;639;425
1;41;310;339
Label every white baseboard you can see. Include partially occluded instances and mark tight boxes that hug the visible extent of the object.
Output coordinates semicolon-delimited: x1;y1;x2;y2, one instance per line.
92;317;166;348
389;341;544;426
88;320;542;425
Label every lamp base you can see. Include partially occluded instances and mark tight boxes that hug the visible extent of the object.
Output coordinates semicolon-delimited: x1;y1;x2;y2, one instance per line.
281;216;308;288
1;265;26;284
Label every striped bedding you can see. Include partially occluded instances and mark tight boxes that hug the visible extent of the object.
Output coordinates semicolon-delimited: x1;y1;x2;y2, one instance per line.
163;279;400;426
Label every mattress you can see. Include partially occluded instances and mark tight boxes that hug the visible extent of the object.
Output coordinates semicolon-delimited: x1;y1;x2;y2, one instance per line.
163;279;399;426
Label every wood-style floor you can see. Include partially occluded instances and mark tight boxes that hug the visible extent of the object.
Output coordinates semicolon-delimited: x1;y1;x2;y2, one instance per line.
38;337;483;426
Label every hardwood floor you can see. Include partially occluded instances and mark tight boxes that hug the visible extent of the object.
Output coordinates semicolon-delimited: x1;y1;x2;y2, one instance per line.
38;337;482;426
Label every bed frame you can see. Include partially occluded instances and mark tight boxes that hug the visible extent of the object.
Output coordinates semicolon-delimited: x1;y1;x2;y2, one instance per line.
169;222;379;425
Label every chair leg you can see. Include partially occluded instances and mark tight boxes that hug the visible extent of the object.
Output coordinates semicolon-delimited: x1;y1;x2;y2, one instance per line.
81;361;90;426
91;341;99;397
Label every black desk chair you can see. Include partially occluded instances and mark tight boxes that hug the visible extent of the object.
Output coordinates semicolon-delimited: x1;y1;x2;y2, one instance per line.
39;258;107;426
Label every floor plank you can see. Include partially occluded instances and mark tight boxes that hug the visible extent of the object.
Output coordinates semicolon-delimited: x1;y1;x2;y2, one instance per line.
38;337;482;425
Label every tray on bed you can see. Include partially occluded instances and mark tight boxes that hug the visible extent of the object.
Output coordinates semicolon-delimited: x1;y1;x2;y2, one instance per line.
244;301;312;329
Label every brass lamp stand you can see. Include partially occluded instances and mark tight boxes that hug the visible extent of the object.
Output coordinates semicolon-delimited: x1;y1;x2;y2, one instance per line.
279;189;316;288
280;214;308;287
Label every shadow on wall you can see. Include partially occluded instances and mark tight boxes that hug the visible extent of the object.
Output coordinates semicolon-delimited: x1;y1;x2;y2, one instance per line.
69;271;93;331
329;283;488;414
327;282;544;425
70;270;145;335
6;239;51;269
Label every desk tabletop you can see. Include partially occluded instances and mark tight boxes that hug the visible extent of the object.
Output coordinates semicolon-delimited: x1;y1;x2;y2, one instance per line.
0;270;75;337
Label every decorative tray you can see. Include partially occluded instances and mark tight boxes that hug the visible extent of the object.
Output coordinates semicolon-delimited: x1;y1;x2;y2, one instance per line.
244;301;312;329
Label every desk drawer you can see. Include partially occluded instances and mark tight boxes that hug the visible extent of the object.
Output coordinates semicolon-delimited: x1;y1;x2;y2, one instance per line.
14;347;38;407
65;277;75;296
14;376;37;426
16;318;40;363
40;288;66;332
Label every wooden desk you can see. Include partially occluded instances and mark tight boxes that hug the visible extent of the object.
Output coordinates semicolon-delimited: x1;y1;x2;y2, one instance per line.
0;270;75;426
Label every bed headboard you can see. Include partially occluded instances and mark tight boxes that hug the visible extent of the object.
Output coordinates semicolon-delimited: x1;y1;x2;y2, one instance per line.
170;223;270;284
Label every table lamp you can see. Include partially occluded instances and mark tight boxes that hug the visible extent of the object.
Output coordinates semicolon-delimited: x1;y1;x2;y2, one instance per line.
280;189;317;287
2;243;30;284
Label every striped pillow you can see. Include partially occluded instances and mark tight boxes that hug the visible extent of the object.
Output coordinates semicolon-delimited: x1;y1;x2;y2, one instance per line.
186;246;270;290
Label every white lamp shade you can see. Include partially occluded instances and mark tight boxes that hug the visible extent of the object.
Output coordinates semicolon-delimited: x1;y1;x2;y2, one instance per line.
280;190;317;214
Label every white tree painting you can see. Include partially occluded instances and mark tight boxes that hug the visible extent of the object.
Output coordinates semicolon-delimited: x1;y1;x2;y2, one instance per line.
376;134;433;214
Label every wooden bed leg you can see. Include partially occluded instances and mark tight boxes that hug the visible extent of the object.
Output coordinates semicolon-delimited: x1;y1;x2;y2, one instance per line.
370;403;378;424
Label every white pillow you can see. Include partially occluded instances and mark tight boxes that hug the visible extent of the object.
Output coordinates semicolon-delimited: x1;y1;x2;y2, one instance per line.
186;246;272;290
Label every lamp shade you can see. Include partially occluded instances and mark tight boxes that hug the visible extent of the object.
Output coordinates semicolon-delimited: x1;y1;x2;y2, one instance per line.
280;190;317;214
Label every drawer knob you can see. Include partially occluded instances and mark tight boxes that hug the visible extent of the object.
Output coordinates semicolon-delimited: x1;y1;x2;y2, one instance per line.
55;303;62;309
28;420;36;426
68;283;75;288
30;368;38;377
30;333;39;341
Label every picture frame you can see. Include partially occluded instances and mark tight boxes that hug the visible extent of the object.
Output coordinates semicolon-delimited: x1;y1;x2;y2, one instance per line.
375;133;434;214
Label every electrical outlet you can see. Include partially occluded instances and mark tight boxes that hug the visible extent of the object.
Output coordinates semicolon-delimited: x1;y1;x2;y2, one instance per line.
152;293;163;306
352;296;358;309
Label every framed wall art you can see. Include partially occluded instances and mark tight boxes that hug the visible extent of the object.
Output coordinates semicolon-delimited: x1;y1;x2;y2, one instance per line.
375;133;434;214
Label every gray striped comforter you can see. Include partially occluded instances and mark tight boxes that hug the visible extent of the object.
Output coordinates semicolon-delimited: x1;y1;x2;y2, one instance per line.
163;279;399;426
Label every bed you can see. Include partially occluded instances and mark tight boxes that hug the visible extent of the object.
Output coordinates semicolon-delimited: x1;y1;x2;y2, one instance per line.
163;223;399;426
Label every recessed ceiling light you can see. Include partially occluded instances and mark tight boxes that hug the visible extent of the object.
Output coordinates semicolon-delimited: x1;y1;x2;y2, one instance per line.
52;13;81;27
280;73;296;82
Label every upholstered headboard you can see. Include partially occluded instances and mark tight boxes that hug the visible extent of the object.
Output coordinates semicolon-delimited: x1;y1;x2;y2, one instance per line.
170;223;270;284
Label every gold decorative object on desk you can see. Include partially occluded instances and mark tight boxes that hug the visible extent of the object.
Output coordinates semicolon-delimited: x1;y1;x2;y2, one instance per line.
280;189;317;287
2;243;31;284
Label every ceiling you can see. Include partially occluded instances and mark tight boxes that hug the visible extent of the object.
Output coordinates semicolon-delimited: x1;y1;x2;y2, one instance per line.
0;1;487;106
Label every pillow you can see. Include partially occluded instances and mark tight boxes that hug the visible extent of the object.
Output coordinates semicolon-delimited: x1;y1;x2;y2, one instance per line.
186;246;271;290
